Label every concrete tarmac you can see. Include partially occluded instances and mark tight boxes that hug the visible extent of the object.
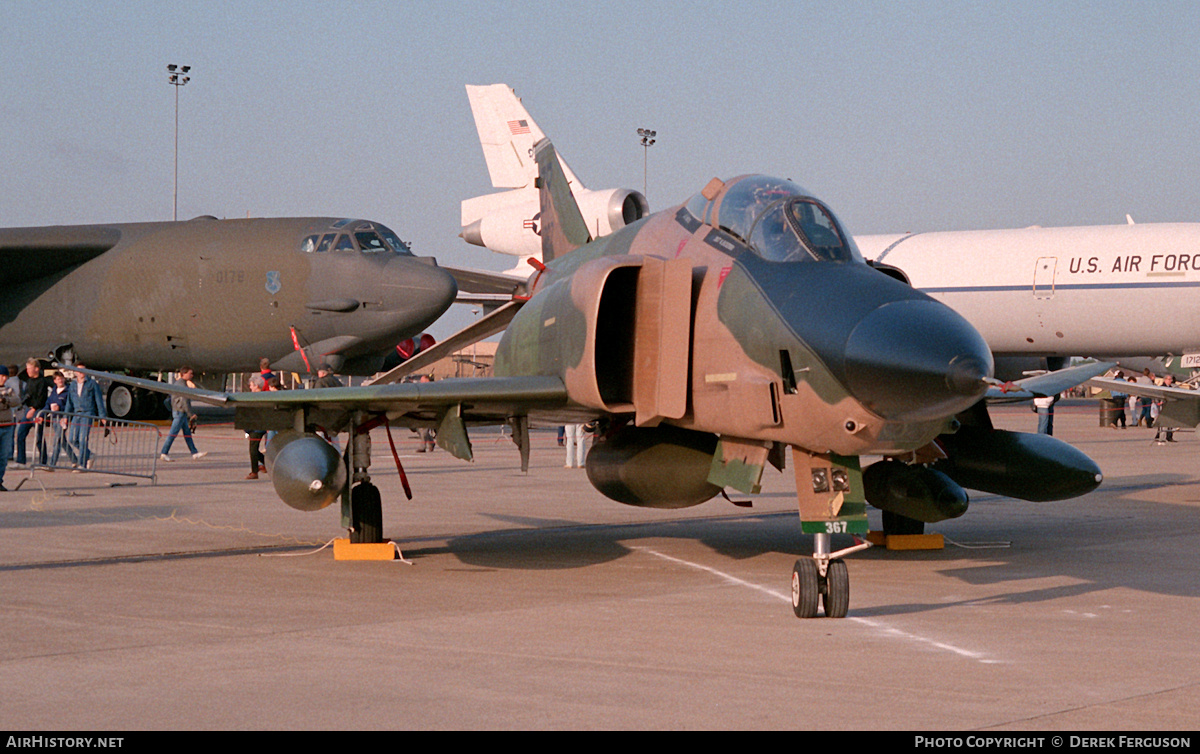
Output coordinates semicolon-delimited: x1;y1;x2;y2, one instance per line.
1;404;1197;730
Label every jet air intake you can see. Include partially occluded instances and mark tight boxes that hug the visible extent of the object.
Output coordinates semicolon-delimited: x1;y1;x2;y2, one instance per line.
460;188;649;255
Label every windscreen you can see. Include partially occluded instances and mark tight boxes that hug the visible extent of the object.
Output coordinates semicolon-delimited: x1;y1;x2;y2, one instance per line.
714;175;861;263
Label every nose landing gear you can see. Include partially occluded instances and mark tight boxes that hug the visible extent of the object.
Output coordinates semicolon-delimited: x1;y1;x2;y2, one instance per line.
790;448;871;619
791;533;858;619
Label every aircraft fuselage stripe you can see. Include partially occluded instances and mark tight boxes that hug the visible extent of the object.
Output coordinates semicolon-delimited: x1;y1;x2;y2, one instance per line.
920;280;1200;293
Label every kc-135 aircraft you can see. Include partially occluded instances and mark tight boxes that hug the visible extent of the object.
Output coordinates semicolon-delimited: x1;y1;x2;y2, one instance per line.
0;217;458;416
83;140;1103;618
461;84;1200;376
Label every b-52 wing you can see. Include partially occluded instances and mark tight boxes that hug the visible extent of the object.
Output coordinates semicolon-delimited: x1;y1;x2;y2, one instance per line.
0;226;121;287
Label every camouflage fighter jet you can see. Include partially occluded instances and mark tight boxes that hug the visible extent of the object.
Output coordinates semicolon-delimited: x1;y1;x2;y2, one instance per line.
82;141;1102;618
1;217;458;417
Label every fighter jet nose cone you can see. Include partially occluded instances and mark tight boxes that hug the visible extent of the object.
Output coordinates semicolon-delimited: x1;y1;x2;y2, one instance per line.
844;300;993;421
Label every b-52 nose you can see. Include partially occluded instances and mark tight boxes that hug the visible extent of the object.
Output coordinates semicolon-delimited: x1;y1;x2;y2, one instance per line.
383;256;459;331
357;256;459;339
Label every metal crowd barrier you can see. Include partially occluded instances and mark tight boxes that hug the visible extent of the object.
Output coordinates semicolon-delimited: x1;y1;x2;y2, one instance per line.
14;410;161;486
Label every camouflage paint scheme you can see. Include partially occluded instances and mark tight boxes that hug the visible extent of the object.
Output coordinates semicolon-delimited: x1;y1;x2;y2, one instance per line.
82;140;1107;618
0;217;457;375
493;152;992;464
78;141;1006;616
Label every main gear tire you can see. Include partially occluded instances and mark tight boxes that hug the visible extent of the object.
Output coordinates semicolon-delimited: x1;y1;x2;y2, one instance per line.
349;482;383;544
791;558;820;619
882;510;925;535
822;559;849;618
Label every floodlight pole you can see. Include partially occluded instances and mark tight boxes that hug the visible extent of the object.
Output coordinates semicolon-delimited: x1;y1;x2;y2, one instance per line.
637;127;656;198
167;64;192;221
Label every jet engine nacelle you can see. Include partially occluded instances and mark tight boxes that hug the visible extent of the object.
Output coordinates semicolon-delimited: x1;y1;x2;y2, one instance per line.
932;426;1103;502
265;430;347;512
461;187;649;258
380;332;437;372
863;460;969;523
574;188;650;238
585;425;722;509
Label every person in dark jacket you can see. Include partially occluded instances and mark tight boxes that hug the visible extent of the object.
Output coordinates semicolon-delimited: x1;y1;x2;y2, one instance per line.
0;366;20;490
313;363;342;389
15;359;52;466
245;376;267;479
42;371;72;467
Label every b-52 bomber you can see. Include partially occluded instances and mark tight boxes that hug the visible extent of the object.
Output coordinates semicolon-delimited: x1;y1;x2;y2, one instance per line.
86;141;1102;618
1;216;457;417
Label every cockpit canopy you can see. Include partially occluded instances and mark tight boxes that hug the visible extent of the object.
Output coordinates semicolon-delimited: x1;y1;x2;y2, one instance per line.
686;175;862;264
300;220;414;256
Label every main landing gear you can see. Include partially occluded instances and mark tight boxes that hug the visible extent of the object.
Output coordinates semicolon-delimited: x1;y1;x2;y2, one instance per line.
791;532;855;619
349;481;383;544
881;510;925;536
345;424;386;545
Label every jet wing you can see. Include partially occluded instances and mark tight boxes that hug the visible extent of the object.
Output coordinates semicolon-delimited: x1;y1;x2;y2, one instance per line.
366;299;525;386
0;226;121;286
68;366;575;425
1087;376;1200;427
986;360;1114;402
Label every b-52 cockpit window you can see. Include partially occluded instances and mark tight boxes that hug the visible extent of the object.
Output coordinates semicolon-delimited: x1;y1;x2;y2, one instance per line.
377;225;413;256
301;233;337;253
304;222;413;255
713;175;861;264
355;231;389;253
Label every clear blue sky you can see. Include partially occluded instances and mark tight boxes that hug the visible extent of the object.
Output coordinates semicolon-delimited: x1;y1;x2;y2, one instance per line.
4;1;1199;337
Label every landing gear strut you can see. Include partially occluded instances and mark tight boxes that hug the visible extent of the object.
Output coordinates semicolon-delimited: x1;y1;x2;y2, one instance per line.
790;448;871;619
344;422;384;544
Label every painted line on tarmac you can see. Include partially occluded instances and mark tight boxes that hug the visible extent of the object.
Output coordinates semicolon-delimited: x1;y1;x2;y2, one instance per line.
633;545;997;664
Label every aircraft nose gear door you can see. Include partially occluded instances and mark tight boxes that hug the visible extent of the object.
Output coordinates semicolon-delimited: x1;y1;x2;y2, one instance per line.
1033;257;1057;300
